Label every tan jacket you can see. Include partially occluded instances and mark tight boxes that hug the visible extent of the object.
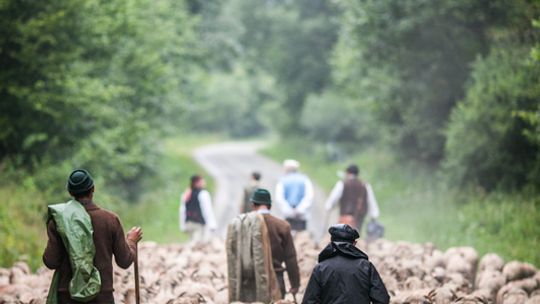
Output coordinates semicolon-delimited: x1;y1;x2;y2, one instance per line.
227;212;281;302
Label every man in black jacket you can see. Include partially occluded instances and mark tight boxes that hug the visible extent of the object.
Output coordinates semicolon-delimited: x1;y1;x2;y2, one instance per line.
302;224;390;304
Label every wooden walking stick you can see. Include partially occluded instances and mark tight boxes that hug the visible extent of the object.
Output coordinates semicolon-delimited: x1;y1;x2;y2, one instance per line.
134;242;140;304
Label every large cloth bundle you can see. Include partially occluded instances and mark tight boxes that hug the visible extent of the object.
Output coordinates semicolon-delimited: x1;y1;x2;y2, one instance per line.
46;200;101;304
226;212;281;303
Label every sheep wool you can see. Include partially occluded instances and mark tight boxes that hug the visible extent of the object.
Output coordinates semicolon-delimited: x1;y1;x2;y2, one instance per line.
1;235;539;304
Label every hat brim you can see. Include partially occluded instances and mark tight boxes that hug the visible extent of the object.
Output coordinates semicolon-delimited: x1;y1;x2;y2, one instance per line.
68;183;94;194
251;199;271;205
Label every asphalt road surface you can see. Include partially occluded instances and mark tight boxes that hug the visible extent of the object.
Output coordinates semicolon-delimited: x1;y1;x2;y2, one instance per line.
193;141;337;241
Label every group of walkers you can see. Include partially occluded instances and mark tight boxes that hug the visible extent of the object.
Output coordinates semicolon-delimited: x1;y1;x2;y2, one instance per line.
180;159;382;241
178;159;388;303
43;162;389;304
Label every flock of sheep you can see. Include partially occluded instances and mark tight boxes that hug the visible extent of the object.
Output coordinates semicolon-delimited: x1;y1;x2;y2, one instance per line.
0;233;538;304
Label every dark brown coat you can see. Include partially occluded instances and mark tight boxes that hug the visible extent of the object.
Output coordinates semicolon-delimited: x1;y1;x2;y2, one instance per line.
43;202;135;303
262;213;300;289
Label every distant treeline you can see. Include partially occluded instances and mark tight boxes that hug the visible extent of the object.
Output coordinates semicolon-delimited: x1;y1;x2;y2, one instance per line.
188;0;540;192
1;0;539;197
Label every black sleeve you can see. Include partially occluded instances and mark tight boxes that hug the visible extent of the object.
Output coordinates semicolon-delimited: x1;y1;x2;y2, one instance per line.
369;263;390;304
302;266;322;304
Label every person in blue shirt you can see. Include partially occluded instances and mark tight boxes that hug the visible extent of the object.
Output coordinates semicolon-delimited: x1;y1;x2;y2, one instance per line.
275;159;314;232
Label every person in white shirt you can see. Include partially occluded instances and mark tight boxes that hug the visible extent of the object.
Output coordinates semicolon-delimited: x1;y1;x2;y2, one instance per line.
275;159;314;232
324;165;380;232
179;175;217;242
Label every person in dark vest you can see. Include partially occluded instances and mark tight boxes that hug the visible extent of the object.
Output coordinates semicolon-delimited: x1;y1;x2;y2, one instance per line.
251;189;301;299
240;171;261;213
43;169;143;303
275;159;314;232
324;164;380;231
180;175;217;242
302;224;390;304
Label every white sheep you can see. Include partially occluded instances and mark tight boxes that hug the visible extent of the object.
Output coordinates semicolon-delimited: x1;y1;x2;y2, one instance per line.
479;253;505;272
453;294;488;304
432;286;456;304
475;270;505;295
390;289;435;304
525;290;540;304
0;235;536;304
499;287;528;304
503;261;537;282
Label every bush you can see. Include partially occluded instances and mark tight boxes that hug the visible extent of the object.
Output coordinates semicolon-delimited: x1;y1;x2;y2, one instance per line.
300;90;377;145
0;181;46;270
444;46;540;191
184;66;276;137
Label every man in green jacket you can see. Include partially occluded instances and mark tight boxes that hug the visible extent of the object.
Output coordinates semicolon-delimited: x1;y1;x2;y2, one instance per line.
43;169;142;303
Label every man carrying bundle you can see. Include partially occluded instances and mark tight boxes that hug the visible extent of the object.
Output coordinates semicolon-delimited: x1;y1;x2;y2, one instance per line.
227;189;300;303
43;169;142;304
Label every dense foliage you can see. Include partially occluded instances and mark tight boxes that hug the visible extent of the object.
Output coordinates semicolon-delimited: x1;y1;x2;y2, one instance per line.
184;0;540;191
344;0;538;190
0;0;198;200
445;46;540;190
207;0;539;191
1;0;539;195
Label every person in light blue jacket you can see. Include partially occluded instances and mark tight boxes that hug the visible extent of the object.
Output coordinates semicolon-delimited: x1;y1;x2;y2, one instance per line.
275;159;314;232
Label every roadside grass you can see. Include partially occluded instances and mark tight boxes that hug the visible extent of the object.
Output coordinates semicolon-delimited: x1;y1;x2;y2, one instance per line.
0;133;219;269
0;183;46;270
262;138;540;266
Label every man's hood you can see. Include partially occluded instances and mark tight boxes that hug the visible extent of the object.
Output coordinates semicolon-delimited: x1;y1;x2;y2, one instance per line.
318;242;369;263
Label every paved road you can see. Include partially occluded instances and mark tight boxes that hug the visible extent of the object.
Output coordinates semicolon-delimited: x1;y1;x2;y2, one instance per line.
193;141;336;241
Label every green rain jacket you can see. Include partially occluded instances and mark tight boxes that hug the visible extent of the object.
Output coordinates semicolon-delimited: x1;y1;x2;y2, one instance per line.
46;200;101;304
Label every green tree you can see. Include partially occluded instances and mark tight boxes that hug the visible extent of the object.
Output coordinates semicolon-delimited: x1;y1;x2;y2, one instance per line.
0;0;117;166
444;46;540;190
300;90;377;146
0;0;199;200
184;65;278;137
333;0;530;163
232;0;340;133
515;18;540;151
